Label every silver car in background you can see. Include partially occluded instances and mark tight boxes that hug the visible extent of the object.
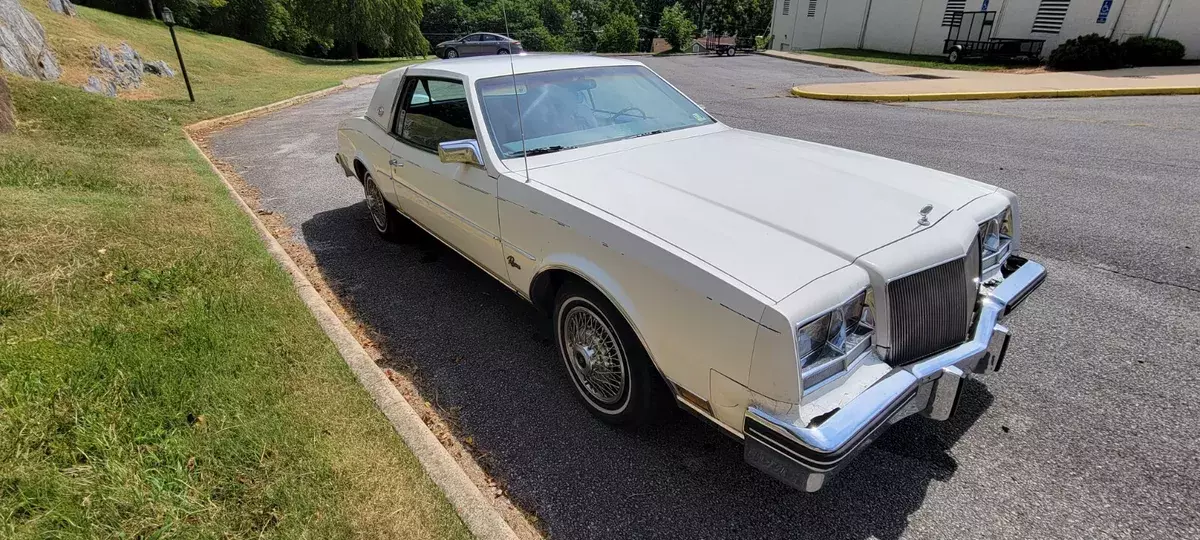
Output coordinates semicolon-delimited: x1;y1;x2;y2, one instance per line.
435;33;523;59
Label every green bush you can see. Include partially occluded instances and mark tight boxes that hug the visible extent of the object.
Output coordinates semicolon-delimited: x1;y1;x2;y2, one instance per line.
659;3;696;52
1047;33;1123;71
598;13;639;53
1121;36;1186;66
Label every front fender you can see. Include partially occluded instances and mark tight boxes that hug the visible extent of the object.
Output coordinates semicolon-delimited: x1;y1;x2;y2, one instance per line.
534;254;648;357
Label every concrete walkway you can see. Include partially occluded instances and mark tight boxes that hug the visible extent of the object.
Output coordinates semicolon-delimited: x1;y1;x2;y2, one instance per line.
760;50;1200;101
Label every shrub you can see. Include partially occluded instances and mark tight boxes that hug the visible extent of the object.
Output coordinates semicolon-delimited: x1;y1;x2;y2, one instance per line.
1121;36;1186;66
598;13;639;53
659;3;696;52
1047;33;1123;71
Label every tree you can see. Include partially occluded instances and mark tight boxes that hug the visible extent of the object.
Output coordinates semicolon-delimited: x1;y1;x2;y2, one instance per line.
703;0;769;37
464;0;570;52
597;12;637;53
422;0;469;51
658;3;694;52
568;0;611;51
294;0;426;60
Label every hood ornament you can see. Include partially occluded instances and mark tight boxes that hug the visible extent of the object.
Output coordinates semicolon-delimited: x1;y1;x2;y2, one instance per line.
917;204;934;226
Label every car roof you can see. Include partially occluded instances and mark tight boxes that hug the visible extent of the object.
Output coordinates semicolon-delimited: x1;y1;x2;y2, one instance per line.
405;54;645;80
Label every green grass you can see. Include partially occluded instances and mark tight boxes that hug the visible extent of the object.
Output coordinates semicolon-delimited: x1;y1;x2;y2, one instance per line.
806;48;1036;72
1;4;467;539
29;0;421;123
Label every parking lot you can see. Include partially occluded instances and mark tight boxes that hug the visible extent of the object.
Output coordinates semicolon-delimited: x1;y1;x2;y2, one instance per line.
208;54;1200;539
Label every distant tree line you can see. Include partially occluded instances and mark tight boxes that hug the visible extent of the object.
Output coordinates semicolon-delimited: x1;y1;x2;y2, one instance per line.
422;0;771;53
75;0;425;59
75;0;770;57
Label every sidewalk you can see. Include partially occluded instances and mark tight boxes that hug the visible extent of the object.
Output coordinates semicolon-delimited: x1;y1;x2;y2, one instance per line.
760;50;1200;102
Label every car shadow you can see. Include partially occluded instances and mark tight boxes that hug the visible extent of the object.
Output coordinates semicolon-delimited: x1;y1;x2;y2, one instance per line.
300;202;995;540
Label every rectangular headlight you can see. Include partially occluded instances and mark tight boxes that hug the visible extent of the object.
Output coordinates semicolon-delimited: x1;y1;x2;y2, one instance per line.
796;290;874;373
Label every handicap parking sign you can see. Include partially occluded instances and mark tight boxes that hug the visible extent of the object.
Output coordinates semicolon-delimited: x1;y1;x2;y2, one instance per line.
1097;0;1113;23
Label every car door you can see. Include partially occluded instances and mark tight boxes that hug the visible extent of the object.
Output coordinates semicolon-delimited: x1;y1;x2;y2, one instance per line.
460;33;484;56
390;76;507;280
479;34;500;54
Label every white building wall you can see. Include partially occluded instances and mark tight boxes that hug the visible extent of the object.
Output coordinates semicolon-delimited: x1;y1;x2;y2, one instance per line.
769;0;797;50
770;0;1197;59
1155;1;1200;59
795;0;831;50
862;0;925;53
820;0;872;48
1111;0;1163;40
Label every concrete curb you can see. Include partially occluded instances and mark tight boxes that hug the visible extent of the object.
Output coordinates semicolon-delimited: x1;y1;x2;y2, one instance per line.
756;50;873;73
790;85;1200;102
184;84;521;540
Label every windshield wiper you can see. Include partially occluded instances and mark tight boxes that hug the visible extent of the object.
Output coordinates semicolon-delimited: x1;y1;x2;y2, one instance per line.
629;129;665;139
516;145;574;157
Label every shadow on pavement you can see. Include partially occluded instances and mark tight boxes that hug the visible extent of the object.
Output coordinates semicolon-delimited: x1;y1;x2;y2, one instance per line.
301;201;994;540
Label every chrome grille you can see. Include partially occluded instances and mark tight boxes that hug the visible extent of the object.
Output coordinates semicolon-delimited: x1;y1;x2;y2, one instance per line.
888;258;971;364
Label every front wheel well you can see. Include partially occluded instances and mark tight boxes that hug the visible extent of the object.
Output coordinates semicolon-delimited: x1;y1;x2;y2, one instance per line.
529;268;579;315
352;159;367;183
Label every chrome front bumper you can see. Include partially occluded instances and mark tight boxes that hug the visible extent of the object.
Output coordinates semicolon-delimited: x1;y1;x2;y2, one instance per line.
744;257;1046;492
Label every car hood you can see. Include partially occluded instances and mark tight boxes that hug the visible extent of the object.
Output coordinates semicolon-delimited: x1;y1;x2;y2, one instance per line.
529;127;997;301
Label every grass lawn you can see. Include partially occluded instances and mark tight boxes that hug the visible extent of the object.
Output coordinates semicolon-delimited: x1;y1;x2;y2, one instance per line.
0;3;468;539
806;48;1037;72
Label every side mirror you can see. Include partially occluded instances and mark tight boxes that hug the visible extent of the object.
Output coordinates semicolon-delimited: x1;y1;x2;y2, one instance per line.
438;139;482;166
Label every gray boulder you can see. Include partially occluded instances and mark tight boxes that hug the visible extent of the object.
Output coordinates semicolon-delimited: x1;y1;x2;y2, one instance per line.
0;74;14;133
94;42;144;89
0;0;62;80
82;75;116;97
47;0;75;16
144;59;175;77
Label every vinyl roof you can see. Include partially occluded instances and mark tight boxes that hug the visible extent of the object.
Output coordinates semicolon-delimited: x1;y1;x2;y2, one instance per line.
404;54;646;80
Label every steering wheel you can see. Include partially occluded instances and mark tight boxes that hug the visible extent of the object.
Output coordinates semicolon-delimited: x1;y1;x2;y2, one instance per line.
611;107;648;121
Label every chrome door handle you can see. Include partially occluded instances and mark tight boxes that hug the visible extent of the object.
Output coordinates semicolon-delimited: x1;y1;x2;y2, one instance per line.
389;158;404;167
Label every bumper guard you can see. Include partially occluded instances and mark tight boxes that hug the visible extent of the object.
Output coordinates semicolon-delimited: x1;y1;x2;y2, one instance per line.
744;257;1046;492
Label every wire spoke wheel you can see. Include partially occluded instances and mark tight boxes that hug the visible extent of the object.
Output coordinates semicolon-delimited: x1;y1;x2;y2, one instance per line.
562;305;627;405
364;178;388;232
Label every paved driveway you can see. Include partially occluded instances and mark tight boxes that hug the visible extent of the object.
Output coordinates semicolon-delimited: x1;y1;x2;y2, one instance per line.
208;54;1200;539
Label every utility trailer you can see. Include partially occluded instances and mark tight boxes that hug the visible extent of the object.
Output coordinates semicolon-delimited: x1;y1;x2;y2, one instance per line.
704;35;756;56
944;11;1044;64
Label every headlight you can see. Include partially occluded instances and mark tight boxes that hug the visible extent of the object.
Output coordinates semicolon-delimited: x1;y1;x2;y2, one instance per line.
979;207;1014;280
980;207;1012;253
796;290;874;370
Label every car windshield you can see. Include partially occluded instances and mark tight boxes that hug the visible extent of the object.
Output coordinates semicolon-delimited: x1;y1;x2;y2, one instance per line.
476;65;716;158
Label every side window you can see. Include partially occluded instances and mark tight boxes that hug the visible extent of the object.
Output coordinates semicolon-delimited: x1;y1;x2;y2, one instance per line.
463;34;482;42
397;77;476;152
482;34;499;42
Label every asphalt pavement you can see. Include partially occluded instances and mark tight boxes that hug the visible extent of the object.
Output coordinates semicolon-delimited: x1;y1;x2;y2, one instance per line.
208;54;1200;539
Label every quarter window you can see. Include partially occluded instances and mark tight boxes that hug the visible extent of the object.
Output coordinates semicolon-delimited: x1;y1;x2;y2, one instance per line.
396;77;476;152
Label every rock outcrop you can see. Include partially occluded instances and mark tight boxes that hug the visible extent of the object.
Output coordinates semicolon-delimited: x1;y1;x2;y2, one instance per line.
0;0;62;80
95;43;144;89
48;0;75;16
83;42;175;97
144;59;175;77
0;74;14;134
82;74;115;97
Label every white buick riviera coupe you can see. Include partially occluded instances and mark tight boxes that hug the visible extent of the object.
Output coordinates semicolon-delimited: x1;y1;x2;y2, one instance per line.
335;56;1046;492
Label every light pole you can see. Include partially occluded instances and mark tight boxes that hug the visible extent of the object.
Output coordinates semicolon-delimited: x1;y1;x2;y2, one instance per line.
161;7;194;102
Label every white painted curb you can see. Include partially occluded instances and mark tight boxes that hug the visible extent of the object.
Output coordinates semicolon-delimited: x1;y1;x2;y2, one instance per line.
184;82;520;540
